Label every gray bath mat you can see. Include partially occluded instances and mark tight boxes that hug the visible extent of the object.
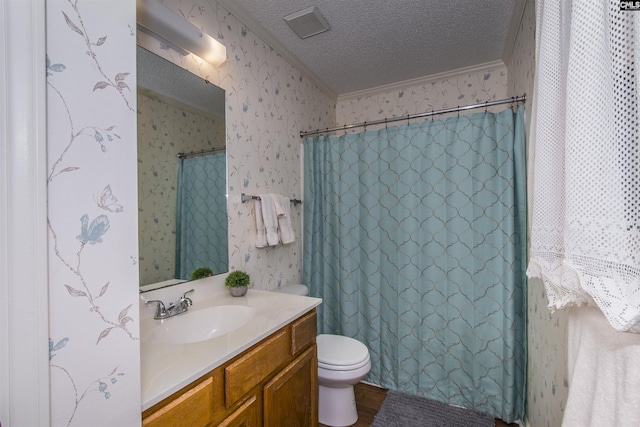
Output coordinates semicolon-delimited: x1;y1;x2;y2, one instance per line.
372;390;495;427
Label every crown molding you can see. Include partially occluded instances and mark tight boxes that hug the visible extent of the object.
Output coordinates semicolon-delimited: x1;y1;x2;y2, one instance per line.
216;0;338;100
337;60;506;102
216;1;521;102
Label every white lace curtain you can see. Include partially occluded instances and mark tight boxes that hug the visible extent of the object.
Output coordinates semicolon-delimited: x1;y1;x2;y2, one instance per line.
528;0;640;332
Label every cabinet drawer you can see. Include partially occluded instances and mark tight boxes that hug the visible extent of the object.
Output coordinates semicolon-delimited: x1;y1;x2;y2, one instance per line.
225;328;290;406
291;309;317;355
142;376;213;427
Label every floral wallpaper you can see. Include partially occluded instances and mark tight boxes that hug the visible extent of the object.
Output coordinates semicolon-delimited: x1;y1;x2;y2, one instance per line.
44;0;567;425
137;92;225;286
46;0;140;425
336;64;508;128
507;1;569;426
46;0;335;424
138;0;336;292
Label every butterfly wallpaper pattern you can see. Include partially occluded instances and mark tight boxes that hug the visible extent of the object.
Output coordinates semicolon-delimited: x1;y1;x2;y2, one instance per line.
43;0;561;426
45;0;334;424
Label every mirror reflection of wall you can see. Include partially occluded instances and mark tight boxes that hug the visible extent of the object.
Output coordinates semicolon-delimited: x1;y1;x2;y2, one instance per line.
136;46;228;287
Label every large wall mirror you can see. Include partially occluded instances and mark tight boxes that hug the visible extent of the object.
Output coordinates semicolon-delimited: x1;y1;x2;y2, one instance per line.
137;45;228;287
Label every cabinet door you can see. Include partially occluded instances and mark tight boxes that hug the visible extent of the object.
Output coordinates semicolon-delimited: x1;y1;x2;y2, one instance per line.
263;345;318;427
218;395;259;427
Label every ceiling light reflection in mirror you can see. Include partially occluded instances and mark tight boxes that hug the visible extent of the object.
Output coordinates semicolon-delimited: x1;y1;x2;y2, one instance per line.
137;0;226;66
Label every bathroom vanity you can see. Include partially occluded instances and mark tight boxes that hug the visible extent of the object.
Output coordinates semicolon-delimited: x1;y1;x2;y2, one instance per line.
140;278;321;426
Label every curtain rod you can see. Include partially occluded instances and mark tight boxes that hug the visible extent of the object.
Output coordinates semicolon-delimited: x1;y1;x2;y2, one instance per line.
177;146;225;159
300;94;526;138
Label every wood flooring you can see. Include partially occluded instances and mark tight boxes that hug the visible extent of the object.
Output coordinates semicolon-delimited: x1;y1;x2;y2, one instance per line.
319;382;518;427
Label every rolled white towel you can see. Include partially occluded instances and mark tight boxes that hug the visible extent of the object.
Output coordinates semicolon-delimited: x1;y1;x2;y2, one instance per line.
274;194;295;244
260;194;280;246
254;199;268;248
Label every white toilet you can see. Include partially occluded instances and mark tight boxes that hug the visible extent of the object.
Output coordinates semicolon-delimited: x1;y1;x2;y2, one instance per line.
277;284;371;427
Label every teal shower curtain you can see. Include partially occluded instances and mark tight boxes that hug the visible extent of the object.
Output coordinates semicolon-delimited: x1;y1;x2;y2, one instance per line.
303;106;526;422
175;153;227;280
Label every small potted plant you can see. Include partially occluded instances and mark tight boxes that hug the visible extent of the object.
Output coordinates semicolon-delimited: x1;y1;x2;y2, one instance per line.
191;267;213;281
225;270;250;297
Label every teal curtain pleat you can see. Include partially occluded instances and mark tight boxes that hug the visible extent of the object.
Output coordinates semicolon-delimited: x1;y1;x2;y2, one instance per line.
175;153;228;279
303;106;527;423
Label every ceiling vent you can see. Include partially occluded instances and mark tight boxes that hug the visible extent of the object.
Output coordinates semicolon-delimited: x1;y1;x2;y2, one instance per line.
283;6;331;39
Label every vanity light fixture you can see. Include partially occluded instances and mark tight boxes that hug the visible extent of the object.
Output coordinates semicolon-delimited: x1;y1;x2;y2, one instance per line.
136;0;226;66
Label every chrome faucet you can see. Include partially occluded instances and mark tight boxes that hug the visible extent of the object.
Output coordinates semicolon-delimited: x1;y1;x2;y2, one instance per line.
179;289;194;307
146;289;195;320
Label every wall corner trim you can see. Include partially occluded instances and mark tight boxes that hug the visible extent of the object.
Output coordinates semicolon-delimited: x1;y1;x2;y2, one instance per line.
0;0;51;426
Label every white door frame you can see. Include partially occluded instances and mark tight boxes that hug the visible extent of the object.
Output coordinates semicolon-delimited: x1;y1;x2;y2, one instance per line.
0;1;50;426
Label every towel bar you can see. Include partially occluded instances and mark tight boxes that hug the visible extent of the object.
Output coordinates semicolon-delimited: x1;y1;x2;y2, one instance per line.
241;193;303;206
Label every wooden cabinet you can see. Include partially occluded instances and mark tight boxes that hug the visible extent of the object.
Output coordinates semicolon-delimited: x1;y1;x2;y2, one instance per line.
218;396;259;427
263;346;317;427
225;328;290;406
142;376;215;427
142;308;318;427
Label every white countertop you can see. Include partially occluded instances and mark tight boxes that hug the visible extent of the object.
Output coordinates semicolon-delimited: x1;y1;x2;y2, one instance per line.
139;277;321;411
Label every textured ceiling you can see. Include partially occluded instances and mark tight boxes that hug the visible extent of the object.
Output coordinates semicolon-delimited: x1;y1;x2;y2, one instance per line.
217;0;524;97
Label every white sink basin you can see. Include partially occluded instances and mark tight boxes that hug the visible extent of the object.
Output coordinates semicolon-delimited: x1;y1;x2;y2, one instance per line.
150;305;256;344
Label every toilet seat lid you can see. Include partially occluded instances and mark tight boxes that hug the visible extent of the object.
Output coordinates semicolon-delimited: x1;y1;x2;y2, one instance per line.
317;334;370;370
